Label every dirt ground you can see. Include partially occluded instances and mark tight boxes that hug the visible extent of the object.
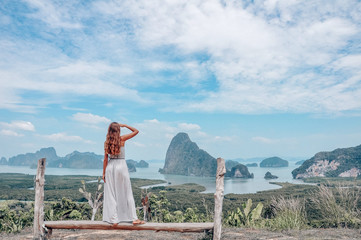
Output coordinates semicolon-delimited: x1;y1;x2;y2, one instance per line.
1;227;361;240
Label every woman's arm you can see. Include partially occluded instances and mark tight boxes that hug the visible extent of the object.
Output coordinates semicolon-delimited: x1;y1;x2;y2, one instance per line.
119;123;139;142
102;153;108;183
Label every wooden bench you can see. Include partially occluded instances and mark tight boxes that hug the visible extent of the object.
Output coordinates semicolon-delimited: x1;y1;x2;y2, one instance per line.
44;221;214;234
33;158;226;240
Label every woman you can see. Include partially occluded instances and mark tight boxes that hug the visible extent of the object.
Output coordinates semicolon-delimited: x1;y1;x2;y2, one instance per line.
102;122;144;225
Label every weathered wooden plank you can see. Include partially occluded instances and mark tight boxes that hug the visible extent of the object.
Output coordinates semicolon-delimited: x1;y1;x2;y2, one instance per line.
44;221;214;233
33;158;46;240
213;157;226;240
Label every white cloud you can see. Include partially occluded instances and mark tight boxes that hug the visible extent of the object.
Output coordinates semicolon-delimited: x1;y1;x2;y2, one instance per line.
0;33;147;112
252;136;278;144
72;113;111;125
0;121;35;132
0;121;35;138
333;54;361;70
45;61;133;77
24;0;82;29
145;119;160;124
95;0;361;114
0;129;24;137
214;136;232;142
1;0;361;115
178;123;201;131
41;132;94;144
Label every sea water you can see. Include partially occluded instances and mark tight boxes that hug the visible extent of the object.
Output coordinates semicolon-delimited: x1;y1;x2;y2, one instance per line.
0;162;305;195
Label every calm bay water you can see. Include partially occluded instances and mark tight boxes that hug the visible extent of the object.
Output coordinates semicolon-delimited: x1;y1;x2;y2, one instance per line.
1;162;306;195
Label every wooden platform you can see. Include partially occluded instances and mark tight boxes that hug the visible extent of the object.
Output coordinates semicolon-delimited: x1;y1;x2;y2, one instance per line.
44;221;214;233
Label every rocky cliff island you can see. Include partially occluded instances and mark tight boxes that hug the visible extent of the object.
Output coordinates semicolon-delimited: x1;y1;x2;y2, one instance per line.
264;171;278;179
159;132;217;177
260;157;289;167
0;157;8;165
225;160;240;170
292;144;361;179
225;164;254;178
160;132;254;178
126;159;149;172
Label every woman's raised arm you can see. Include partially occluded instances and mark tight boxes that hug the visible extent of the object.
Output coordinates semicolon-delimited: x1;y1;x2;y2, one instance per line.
119;124;139;142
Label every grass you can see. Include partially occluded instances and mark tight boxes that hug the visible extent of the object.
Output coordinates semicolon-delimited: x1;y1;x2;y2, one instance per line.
310;182;361;228
267;196;307;230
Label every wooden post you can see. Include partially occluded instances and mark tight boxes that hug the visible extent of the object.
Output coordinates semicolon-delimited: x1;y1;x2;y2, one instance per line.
213;157;226;240
33;158;46;240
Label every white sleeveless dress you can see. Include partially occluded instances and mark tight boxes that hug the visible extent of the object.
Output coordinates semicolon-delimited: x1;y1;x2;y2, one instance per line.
103;146;138;223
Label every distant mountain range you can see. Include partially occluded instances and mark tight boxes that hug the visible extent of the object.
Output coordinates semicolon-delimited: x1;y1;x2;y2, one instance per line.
292;144;361;179
227;157;289;168
2;147;149;170
227;156;304;163
245;163;258;167
8;147;59;166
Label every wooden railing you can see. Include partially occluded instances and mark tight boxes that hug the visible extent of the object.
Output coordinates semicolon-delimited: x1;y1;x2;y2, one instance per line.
33;158;226;240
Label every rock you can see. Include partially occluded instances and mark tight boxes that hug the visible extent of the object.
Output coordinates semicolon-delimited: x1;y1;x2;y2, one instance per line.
264;171;278;179
8;147;58;166
225;164;254;178
126;159;138;166
136;160;149;168
49;151;103;169
260;157;288;168
295;160;306;165
292;144;361;179
226;160;240;170
126;159;149;169
246;163;258;167
0;157;7;165
338;168;361;177
160;132;217;177
126;160;136;172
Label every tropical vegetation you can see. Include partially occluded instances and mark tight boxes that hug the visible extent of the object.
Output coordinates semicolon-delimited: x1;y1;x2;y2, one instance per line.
0;173;360;234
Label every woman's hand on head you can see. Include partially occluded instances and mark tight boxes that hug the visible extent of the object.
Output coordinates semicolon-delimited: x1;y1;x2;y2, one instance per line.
118;123;126;128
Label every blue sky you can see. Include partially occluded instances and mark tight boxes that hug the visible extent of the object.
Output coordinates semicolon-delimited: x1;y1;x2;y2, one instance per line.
1;0;361;161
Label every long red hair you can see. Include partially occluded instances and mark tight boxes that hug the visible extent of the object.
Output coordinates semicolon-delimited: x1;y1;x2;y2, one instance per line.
104;122;121;155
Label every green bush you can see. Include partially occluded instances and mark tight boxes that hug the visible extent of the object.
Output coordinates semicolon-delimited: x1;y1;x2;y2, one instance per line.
147;190;212;223
0;201;33;233
45;198;93;221
69;210;82;220
224;199;263;228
